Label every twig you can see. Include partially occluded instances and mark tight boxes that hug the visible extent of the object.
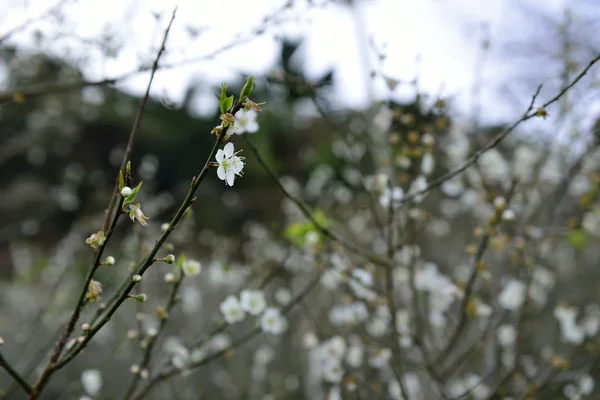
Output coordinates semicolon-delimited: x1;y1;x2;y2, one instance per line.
124;276;185;400
0;0;71;44
103;7;177;233
0;349;33;395
54;96;244;372
397;53;600;205
243;134;394;270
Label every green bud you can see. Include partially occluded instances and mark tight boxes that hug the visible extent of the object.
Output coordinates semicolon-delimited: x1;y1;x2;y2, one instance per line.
131;294;147;302
133;275;142;282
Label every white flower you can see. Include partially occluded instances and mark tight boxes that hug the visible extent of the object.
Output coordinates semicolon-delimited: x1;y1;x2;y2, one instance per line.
379;187;404;208
554;305;585;344
81;369;102;396
498;280;526;311
421;153;435;175
345;345;364;368
169;344;190;370
216;143;244;186
327;386;342;400
408;175;428;203
497;325;516;347
579;375;595;395
369;347;392;368
181;259;201;277
240;289;266;315
323;336;347;360
260;307;287;334
233;109;259;134
322;359;344;383
128;203;149;226
220;295;246;324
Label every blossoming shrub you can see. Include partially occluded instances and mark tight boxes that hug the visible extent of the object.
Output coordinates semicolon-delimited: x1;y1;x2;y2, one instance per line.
1;23;600;400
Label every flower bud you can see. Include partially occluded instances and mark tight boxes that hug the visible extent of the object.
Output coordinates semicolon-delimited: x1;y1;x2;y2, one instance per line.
163;254;175;264
161;223;169;232
133;275;142;283
140;369;149;379
82;323;90;331
121;186;132;197
0;337;4;345
131;294;147;303
130;364;140;374
105;256;115;266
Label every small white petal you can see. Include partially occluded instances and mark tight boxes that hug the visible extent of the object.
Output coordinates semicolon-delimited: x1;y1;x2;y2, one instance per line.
217;166;227;180
224;142;235;158
226;171;235;186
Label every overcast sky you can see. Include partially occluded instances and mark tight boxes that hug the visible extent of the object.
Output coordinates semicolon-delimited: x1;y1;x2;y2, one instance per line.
3;0;598;129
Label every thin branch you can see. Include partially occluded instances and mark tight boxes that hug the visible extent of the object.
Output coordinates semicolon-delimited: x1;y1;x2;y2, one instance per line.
124;276;185;400
0;349;33;395
0;0;71;44
243;134;394;270
54;97;244;372
103;7;177;232
397;53;600;205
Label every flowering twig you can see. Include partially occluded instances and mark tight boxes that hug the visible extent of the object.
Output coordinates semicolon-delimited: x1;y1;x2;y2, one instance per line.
131;270;324;400
54;100;244;374
0;349;33;396
397;53;600;205
124;276;185;400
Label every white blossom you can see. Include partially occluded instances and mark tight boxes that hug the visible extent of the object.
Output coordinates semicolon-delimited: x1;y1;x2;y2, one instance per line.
233;109;259;134
260;307;287;334
81;369;102;396
240;289;266;315
497;325;516;347
220;295;246;324
181;259;201;277
216;142;244;186
322;359;344;383
498;280;526;311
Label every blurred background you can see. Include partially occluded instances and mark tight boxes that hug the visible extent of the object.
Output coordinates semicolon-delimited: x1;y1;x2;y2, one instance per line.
2;0;600;398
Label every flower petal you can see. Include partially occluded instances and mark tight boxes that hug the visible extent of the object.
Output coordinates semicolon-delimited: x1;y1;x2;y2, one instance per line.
226;171;235;186
217;166;226;180
224;143;234;158
216;149;224;162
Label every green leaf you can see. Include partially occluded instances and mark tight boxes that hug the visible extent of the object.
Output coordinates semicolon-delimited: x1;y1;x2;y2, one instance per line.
284;209;329;248
221;95;234;114
174;253;186;280
240;76;254;101
123;181;143;206
219;83;228;114
567;229;587;250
